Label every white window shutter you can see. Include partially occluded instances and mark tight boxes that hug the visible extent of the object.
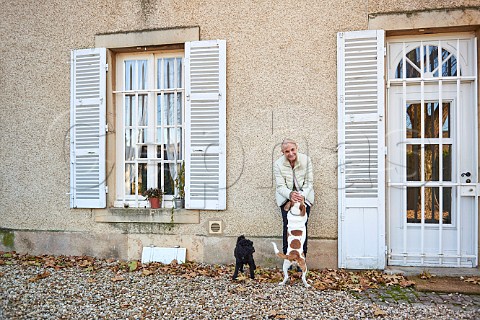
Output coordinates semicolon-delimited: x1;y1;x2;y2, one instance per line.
70;48;107;208
337;30;385;269
185;40;226;210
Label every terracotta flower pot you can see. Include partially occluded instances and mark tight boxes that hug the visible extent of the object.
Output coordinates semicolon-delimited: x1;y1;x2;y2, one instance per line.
149;198;161;209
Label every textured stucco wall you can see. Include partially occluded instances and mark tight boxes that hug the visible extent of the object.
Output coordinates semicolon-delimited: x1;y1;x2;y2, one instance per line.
0;1;478;265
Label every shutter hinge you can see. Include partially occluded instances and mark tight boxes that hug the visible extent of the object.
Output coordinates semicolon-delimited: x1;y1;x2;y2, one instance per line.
384;146;387;155
385;245;388;255
105;123;109;132
105;63;109;72
383;47;387;56
339;32;344;38
105;186;109;194
340;95;344;103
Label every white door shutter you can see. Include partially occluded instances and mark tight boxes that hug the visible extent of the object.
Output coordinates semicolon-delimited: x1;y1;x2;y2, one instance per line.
70;48;107;208
337;30;385;269
185;40;226;210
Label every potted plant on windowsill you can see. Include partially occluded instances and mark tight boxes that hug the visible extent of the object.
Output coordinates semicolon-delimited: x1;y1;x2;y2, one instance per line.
143;188;164;209
174;162;185;209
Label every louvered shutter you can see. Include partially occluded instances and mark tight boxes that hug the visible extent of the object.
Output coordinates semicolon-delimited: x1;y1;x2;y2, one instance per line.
185;40;226;210
337;30;385;269
70;48;107;208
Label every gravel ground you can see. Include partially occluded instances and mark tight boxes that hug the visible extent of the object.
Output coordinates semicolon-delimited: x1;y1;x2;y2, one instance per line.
0;263;478;320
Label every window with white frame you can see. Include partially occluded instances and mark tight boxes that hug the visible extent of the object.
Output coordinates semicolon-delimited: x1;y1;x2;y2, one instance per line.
70;40;227;210
115;51;185;207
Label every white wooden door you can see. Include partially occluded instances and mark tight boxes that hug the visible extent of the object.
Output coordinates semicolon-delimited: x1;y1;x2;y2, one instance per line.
337;30;386;269
387;35;478;267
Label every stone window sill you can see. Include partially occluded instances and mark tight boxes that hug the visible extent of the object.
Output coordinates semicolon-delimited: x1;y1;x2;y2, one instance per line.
94;208;200;224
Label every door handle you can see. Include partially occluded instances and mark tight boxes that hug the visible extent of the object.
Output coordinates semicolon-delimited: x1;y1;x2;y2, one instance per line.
461;172;471;177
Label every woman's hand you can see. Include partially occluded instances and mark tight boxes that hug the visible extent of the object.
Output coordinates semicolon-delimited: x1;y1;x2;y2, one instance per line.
290;191;304;202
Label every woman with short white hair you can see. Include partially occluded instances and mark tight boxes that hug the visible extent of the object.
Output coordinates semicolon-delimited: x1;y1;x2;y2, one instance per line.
273;139;315;255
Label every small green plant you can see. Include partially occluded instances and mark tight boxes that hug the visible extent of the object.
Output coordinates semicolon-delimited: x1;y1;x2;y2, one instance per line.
142;188;164;201
174;162;185;199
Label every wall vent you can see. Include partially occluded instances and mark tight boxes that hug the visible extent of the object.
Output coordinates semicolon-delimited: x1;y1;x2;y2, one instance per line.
208;220;223;234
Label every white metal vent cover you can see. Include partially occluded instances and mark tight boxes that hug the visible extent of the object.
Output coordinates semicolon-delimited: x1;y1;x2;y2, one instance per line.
208;220;223;234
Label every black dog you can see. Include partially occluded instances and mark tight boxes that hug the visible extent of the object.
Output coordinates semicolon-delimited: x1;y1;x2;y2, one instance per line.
232;235;256;280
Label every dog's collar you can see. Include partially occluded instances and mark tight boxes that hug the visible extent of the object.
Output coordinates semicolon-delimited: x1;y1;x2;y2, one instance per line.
289;210;304;217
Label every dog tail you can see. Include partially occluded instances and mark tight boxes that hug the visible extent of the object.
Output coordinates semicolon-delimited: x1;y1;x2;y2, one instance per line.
271;242;288;260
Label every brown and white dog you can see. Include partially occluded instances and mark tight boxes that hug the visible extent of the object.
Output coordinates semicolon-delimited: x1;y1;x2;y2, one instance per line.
272;201;310;287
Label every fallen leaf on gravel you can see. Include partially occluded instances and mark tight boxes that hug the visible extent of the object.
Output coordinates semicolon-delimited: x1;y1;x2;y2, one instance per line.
28;271;51;282
234;274;248;281
142;269;154;276
268;310;278;318
373;305;387;317
0;272;4;277
111;275;125;282
87;278;96;283
236;286;247;292
400;279;415;287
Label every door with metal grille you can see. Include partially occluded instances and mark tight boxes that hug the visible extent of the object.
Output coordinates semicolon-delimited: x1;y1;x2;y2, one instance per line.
387;34;478;267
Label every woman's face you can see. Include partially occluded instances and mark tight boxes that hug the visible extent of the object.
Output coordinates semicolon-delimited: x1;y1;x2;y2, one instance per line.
282;143;297;163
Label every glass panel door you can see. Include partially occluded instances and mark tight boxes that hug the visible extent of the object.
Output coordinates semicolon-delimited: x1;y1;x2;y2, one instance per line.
386;35;477;267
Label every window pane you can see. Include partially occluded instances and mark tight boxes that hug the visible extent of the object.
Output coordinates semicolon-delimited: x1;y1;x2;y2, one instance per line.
395;46;457;78
138;60;147;90
442;102;450;138
125;95;134;126
443;145;452;181
425;144;439;181
406;103;421;138
138;145;147;159
424;187;438;224
407;187;452;224
125;60;147;90
138;164;147;195
177;92;183;123
138;95;148;126
156;145;162;159
177;128;183;160
137;129;145;144
156;94;162;127
406;144;421;181
407;187;421;223
125;61;134;90
424;187;452;224
163;128;176;160
442;49;457;76
164;93;174;126
125;164;135;195
176;58;182;88
125;129;134;161
424;102;439;138
164;58;175;89
405;47;421;78
125;164;147;196
442;187;452;224
163;163;176;196
425;45;438;76
156;128;162;144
